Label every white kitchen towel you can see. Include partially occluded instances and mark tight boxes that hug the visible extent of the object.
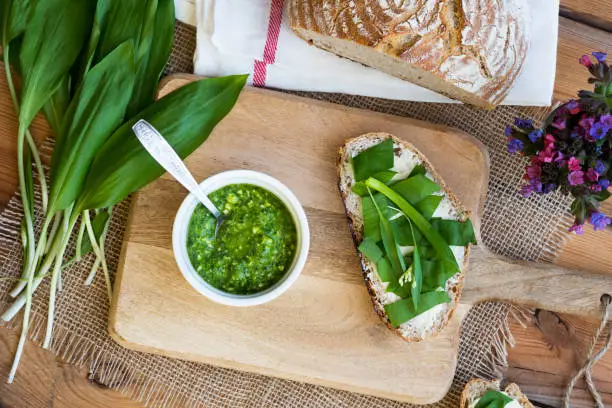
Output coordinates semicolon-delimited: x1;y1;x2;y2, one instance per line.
174;0;197;26
194;0;560;106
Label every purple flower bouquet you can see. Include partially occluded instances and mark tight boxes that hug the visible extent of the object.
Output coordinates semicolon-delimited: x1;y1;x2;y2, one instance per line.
506;52;611;234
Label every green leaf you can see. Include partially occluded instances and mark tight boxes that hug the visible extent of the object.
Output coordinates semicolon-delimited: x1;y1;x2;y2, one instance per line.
390;216;424;246
369;189;404;279
41;75;70;137
6;35;23;75
594;188;611;202
126;0;174;117
387;279;410;298
352;170;397;196
79;210;111;255
388;253;461;299
376;257;394;282
408;164;426;177
351;138;394;181
93;0;149;64
49;41;136;211
430;218;477;246
71;1;103;90
18;0;94;127
0;1;9;45
75;75;248;211
365;177;459;274
362;194;386;242
407;219;422;309
381;215;403;278
3;0;37;43
415;195;443;220
358;238;383;263
392;174;440;205
421;260;455;292
372;169;397;183
384;291;450;327
474;390;514;408
390;210;475;247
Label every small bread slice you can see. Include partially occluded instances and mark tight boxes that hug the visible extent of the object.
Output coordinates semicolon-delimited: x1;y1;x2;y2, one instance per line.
460;379;534;408
337;132;471;342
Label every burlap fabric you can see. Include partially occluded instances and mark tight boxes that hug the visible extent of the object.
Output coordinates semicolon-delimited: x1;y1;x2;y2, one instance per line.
0;22;575;407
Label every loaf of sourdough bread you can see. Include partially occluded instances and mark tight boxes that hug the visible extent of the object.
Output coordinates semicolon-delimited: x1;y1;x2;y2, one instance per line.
288;0;530;109
337;133;471;342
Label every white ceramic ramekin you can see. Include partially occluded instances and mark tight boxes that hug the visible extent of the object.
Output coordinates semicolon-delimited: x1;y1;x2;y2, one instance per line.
172;170;310;307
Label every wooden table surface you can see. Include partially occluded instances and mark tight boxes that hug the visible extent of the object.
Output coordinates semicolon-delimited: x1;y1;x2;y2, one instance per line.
1;3;612;407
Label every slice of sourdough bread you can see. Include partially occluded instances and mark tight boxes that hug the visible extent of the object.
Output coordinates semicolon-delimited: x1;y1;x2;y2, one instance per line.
460;379;534;408
337;132;471;342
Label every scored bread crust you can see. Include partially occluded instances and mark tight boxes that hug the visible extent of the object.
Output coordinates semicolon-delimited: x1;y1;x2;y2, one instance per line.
460;379;534;408
288;0;530;108
337;132;471;342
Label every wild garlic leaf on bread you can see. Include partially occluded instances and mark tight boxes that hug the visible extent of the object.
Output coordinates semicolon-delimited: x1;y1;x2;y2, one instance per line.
352;138;394;181
369;189;406;279
366;177;460;274
391;217;477;246
392;174;440;204
384;291;451;327
352;170;396;195
474;390;514;408
416;195;444;219
346;135;476;330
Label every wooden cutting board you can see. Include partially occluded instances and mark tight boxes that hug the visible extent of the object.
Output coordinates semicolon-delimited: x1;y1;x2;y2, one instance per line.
109;74;612;404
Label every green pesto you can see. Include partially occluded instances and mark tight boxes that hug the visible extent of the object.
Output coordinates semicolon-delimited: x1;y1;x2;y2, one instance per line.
186;184;297;295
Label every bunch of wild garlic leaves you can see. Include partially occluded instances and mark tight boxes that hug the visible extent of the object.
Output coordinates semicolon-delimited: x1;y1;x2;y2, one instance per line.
0;0;247;382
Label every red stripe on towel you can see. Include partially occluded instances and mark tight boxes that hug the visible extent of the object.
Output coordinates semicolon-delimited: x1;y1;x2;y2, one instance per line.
253;0;284;87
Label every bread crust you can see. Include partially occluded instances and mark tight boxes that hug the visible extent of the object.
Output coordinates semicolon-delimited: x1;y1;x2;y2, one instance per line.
337;132;471;342
288;0;530;108
460;379;534;408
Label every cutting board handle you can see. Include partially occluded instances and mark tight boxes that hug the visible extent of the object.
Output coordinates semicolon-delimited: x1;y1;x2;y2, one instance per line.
463;246;612;320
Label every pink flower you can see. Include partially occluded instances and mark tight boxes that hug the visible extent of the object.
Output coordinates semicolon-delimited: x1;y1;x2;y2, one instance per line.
538;146;555;163
586;168;600;182
525;164;542;180
568;171;585;186
591;184;603;192
579;117;595;139
568;157;582;171
579;55;592;67
552;117;566;130
566;100;582;115
544;134;556;147
569;223;584;235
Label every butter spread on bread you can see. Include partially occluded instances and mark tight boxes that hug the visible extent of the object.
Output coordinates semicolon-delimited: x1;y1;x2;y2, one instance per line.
288;0;530;109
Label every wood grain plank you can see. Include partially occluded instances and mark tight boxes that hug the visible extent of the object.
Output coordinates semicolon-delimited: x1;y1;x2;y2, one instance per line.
0;328;55;407
554;201;612;275
555;17;612;102
53;363;145;408
561;0;612;31
507;311;612;408
0;328;145;408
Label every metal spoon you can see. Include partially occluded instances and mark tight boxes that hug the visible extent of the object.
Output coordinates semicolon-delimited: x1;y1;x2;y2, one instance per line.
132;119;227;238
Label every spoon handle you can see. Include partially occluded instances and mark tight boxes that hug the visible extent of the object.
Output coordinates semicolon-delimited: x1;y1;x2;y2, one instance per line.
132;119;220;217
